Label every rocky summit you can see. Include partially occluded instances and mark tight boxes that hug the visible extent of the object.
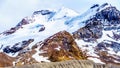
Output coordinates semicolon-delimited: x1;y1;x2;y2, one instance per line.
0;3;120;67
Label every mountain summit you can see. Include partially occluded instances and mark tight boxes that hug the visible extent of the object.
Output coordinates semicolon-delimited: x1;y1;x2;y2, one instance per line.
0;3;120;67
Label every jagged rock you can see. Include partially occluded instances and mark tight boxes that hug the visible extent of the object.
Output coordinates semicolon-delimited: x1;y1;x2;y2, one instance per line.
95;41;120;64
90;4;99;9
3;18;32;35
33;10;52;15
95;6;120;25
95;6;120;31
73;18;103;42
3;27;19;35
39;31;87;62
3;39;34;53
38;25;45;32
96;41;120;53
96;6;120;21
17;19;29;27
3;46;22;53
112;32;120;40
2;18;30;35
15;50;37;66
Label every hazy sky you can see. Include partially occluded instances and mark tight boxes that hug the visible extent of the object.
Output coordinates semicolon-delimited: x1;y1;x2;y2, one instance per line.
0;0;120;32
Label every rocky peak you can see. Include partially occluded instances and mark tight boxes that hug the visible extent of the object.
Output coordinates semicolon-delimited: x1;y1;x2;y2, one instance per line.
16;18;30;27
91;5;120;32
97;6;120;20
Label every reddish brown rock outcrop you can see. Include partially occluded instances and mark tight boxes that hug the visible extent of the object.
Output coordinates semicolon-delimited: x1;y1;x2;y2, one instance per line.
15;50;37;66
40;31;87;62
0;52;14;67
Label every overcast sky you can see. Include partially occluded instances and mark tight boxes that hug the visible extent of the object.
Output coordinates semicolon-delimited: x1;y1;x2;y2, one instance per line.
0;0;120;32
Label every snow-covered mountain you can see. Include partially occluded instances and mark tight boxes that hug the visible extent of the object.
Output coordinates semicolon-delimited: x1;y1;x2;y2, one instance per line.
0;7;79;56
0;3;120;67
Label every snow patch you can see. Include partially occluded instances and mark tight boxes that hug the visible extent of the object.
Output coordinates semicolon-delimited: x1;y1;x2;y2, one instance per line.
88;57;105;64
55;46;61;51
32;44;50;62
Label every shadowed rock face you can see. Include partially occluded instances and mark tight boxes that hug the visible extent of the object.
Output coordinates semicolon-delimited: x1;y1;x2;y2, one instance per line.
17;19;29;27
73;18;103;42
3;39;34;53
96;7;120;22
40;31;87;61
95;41;120;64
95;6;120;31
2;18;29;35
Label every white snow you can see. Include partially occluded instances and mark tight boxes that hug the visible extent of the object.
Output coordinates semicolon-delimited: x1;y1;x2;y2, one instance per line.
54;46;61;51
32;44;50;62
117;52;120;56
75;39;99;57
12;61;16;66
51;7;79;20
107;47;116;54
88;57;105;64
97;30;113;43
65;5;100;32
